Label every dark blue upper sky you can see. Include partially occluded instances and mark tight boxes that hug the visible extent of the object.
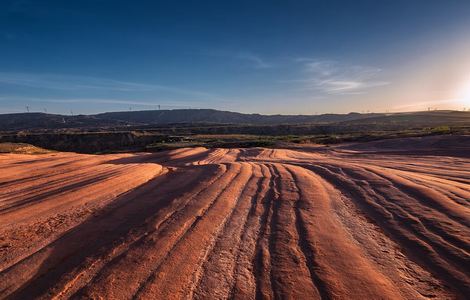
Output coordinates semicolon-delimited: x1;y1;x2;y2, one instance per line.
1;0;470;114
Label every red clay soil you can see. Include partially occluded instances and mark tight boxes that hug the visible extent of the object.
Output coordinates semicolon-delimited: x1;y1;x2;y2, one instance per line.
0;138;469;299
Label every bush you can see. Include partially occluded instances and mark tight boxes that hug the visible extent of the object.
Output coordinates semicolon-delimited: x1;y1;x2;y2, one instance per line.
430;126;451;134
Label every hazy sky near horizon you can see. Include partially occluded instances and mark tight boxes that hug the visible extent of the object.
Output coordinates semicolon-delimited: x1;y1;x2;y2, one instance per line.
1;0;470;115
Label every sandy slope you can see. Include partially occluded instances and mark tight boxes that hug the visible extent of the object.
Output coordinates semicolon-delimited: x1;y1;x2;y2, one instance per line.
0;138;469;299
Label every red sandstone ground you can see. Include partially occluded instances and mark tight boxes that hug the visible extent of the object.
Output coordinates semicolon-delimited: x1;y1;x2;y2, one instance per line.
0;136;469;299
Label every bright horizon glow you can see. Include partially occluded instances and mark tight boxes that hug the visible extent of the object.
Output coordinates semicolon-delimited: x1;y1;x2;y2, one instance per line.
457;78;470;108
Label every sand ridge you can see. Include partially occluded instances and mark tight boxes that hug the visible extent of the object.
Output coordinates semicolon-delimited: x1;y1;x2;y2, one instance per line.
0;142;469;299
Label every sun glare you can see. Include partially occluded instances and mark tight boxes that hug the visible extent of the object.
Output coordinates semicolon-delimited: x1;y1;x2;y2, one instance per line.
458;79;470;107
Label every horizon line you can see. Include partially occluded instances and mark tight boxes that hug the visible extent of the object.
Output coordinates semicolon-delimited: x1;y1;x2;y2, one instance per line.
1;107;468;117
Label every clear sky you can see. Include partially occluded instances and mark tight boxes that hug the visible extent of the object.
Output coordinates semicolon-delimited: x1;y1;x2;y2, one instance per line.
1;0;470;115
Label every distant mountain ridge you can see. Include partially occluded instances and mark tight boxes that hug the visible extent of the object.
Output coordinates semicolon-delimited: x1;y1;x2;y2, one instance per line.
95;109;385;125
0;109;468;131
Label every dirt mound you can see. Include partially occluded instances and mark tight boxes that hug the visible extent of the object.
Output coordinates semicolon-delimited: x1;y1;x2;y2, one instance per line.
0;145;468;299
0;142;52;154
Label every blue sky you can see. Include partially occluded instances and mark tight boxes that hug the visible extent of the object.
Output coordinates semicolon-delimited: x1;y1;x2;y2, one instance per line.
1;0;470;114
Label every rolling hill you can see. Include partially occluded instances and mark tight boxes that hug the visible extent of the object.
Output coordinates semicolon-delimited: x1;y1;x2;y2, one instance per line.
0;109;469;131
